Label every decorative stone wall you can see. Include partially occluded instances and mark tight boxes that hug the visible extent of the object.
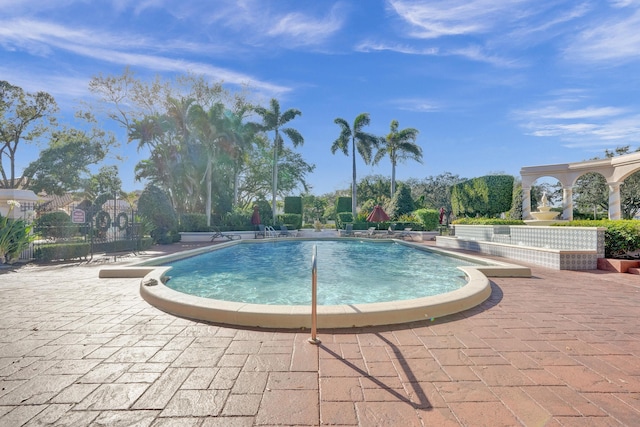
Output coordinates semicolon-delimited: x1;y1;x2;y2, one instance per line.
442;225;606;270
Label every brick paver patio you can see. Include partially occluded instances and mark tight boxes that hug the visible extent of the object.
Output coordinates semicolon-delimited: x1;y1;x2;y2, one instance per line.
1;242;639;426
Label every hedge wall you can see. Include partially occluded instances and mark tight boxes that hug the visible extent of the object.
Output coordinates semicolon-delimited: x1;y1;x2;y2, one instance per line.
451;175;514;217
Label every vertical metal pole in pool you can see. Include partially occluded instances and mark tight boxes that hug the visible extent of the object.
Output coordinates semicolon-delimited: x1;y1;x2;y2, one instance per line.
308;244;321;344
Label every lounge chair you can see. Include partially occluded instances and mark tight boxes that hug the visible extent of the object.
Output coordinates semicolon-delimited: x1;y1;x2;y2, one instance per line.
343;223;354;237
279;225;297;237
256;224;266;239
210;226;241;241
355;227;376;238
398;228;413;240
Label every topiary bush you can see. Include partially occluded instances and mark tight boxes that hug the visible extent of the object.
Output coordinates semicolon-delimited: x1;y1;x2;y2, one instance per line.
277;213;302;229
137;185;178;244
414;209;440;231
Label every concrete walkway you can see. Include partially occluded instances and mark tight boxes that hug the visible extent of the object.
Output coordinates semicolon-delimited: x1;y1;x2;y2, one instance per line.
0;242;639;426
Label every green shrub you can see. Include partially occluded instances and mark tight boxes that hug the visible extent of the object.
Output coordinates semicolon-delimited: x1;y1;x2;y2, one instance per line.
414;209;440;230
34;211;77;239
138;185;178;244
284;197;303;215
277;213;302;229
451;175;514;217
336;212;354;229
453;218;526;225
179;213;209;232
34;242;90;261
554;220;640;258
336;197;351;214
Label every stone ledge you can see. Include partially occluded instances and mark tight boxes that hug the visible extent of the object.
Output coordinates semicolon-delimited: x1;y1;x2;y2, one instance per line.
597;258;640;273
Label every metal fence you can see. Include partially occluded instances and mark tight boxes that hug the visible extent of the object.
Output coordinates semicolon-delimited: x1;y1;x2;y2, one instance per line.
19;202;143;262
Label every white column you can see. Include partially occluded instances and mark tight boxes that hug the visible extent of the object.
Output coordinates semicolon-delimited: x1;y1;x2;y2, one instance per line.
608;182;621;220
522;187;531;220
562;186;573;221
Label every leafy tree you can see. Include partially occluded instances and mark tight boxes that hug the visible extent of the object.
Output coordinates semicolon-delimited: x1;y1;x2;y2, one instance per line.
23;121;116;195
407;173;465;224
331;113;379;218
236;144;314;209
254;99;304;222
357;174;391;206
301;193;328;224
0;81;58;189
573;172;608;219
387;184;414;219
137;184;177;244
85;165;123;198
373;120;422;197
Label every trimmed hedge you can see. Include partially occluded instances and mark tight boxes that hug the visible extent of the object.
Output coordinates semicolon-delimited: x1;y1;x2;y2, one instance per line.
336;212;354;230
284;197;302;215
414;209;439;231
336;197;351;214
453;218;526;225
179;213;209;232
34;243;90;261
451;175;514;217
277;213;302;229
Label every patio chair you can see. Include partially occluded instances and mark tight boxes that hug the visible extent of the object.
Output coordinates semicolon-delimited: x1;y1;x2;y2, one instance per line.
355;227;376;238
210;225;241;241
279;225;298;237
256;224;267;239
343;223;354;237
397;228;413;240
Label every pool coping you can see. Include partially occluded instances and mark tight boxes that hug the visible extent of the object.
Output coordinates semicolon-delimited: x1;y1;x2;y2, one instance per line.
99;238;531;329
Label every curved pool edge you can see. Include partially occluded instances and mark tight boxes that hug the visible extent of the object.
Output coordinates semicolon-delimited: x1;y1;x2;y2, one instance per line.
137;265;494;329
98;240;530;329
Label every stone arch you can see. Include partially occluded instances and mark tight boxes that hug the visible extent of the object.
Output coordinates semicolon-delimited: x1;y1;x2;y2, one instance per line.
520;151;640;220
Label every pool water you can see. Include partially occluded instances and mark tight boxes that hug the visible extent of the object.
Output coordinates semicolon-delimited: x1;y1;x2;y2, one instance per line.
163;240;478;305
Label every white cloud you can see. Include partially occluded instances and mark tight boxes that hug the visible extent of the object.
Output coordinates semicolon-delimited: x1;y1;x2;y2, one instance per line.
0;18;290;97
266;7;345;47
515;101;640;147
387;0;529;39
566;8;640;63
391;98;441;113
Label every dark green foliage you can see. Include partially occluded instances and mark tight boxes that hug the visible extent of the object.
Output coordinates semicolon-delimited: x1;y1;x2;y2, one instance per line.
179;213;209;232
554;220;640;258
277;213;302;229
414;209;439;231
506;185;523;220
452;218;525;225
387;185;414;219
34;243;90;261
336;197;351;214
336;212;354;229
451;175;514;217
34;211;77;239
137;184;178;244
254;199;272;225
284;197;302;215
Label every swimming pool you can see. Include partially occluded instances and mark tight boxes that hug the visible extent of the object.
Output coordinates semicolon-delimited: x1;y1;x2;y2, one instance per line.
163;240;473;305
119;237;534;328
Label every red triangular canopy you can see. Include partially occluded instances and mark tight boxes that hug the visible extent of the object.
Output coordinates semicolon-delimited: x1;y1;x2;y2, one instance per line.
366;205;390;223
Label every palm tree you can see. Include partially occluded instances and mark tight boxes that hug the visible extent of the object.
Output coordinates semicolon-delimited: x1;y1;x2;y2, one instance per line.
374;119;422;197
331;113;379;218
254;99;304;221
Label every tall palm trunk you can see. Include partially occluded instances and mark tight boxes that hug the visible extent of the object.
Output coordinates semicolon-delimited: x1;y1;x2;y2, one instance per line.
271;130;279;223
351;137;357;217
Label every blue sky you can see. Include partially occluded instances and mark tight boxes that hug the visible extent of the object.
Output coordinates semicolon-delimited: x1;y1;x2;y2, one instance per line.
2;0;640;195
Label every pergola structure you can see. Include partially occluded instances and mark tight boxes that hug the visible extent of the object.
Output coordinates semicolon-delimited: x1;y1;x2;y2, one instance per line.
520;151;640;220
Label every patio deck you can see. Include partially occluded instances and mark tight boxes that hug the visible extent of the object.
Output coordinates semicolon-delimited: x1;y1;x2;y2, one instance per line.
0;241;639;426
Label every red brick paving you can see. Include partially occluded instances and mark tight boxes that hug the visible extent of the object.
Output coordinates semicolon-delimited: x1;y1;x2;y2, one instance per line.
1;242;639;425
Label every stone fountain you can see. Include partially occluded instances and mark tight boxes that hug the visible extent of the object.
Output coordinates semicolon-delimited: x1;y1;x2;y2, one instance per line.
529;192;559;221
